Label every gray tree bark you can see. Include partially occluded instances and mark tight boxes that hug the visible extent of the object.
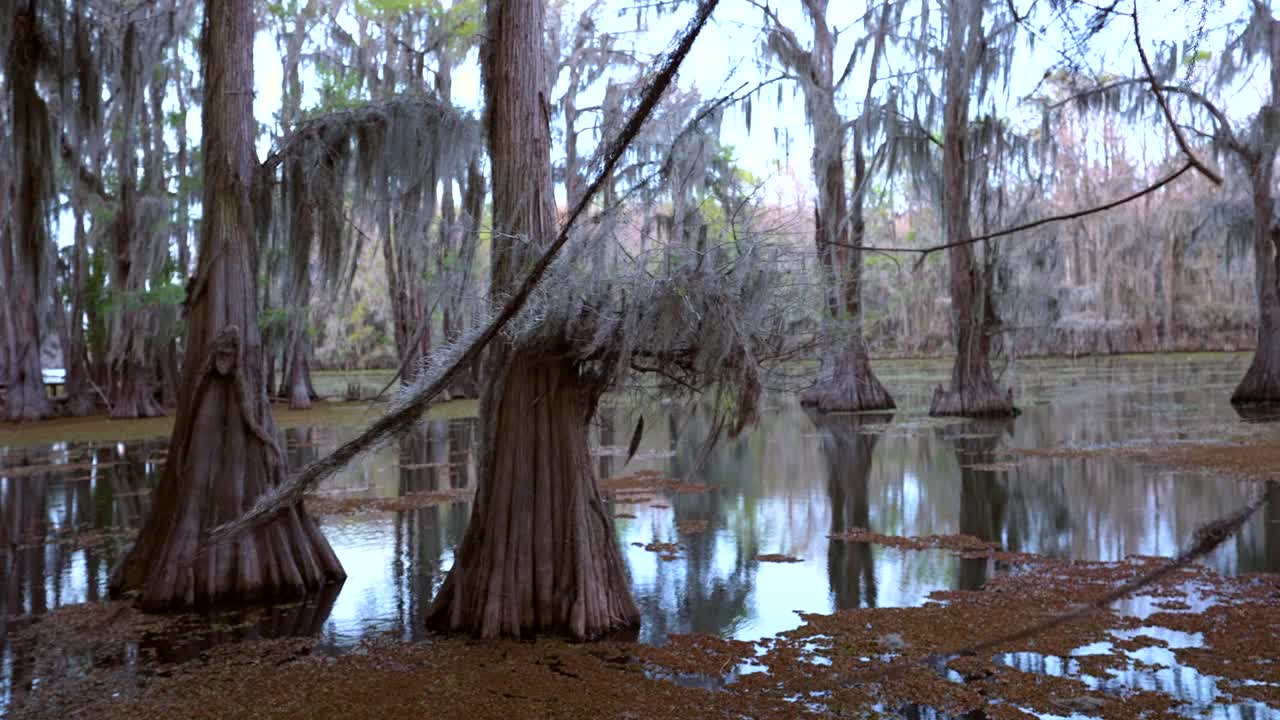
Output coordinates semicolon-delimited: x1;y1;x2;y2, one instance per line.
110;0;344;608
929;0;1015;418
3;1;54;422
1232;16;1280;405
426;0;639;640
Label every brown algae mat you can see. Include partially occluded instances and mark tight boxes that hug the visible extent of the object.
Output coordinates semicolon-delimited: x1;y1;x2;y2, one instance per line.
11;553;1279;719
303;488;474;516
1009;424;1280;482
828;529;1000;552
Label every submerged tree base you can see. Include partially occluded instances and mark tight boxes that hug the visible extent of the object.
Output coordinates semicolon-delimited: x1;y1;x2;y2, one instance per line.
929;381;1018;418
1231;343;1280;405
426;354;640;640
800;350;895;413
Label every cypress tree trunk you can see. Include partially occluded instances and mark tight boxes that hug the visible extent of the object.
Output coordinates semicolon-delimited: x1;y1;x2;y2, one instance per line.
929;0;1014;418
284;332;316;409
791;3;892;414
107;23;164;420
802;164;893;412
281;154;316;411
110;0;344;609
427;0;639;640
383;210;433;380
1232;25;1280;406
277;16;319;410
4;2;53;422
61;199;98;417
1233;175;1280;404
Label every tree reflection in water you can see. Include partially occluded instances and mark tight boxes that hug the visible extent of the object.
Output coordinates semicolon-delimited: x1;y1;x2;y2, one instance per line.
625;402;760;643
809;410;893;610
941;420;1014;591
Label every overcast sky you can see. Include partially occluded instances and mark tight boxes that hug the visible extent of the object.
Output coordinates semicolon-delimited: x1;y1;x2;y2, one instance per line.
55;0;1262;250
245;0;1261;211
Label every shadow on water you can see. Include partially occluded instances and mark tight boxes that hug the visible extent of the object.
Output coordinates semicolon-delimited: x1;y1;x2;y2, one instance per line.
1;353;1278;715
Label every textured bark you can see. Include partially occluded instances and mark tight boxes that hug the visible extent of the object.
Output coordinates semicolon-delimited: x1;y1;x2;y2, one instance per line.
778;1;892;414
815;412;890;610
929;0;1014;418
61;201;98;416
280;154;317;411
276;6;319;410
1232;20;1280;406
383;206;433;378
3;2;53;422
148;47;180;412
283;334;316;410
107;23;164;420
805;157;893;411
59;4;99;418
110;0;344;609
427;0;639;640
428;353;638;638
1232;182;1280;404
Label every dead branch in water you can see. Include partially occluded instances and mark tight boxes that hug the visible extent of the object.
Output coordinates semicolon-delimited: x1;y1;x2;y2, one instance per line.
852;480;1277;684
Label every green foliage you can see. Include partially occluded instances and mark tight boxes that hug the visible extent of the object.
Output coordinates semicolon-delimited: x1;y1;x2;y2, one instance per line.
716;145;761;186
1184;50;1212;66
264;1;288;19
260;307;290;332
106;281;185;315
312;61;366;113
86;248;111;358
355;0;434;16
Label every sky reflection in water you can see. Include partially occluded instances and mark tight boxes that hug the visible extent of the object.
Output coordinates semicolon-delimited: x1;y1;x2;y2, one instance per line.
2;353;1278;716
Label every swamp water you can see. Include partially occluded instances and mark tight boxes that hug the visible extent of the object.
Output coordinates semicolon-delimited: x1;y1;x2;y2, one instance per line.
1;353;1277;717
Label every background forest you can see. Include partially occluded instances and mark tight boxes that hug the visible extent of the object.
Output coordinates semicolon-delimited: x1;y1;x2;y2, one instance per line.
0;0;1273;422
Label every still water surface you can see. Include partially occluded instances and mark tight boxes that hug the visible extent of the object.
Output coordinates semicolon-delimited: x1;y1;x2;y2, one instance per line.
2;353;1277;716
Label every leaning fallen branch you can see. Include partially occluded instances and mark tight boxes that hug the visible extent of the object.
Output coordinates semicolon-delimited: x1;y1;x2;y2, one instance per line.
207;0;722;547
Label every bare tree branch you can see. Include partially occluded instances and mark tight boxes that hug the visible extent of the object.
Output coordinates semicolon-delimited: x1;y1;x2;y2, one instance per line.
825;161;1196;264
1046;77;1250;160
1132;3;1223;185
